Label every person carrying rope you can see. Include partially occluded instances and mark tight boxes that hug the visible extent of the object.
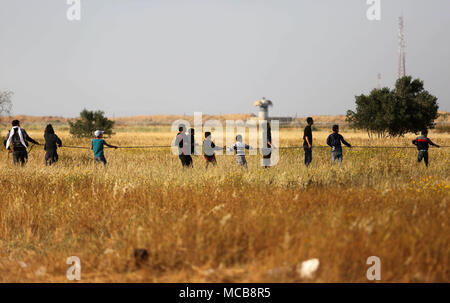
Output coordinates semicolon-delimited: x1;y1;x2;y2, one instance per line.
228;134;252;168
91;130;118;165
326;124;352;165
4;120;40;166
203;131;225;169
174;125;193;168
44;124;62;165
412;129;440;167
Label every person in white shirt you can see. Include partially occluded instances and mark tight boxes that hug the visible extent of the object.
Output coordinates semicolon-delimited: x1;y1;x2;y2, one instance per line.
228;135;252;168
4;120;40;165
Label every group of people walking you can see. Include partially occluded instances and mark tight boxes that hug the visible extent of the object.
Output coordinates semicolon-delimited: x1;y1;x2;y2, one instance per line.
174;124;265;169
3;118;441;168
3;120;117;166
303;117;352;166
173;118;356;169
302;117;440;167
4;120;62;166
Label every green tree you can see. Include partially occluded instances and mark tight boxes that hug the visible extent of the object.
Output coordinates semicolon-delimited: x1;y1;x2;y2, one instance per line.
391;77;438;136
347;76;439;137
346;88;393;137
69;109;115;138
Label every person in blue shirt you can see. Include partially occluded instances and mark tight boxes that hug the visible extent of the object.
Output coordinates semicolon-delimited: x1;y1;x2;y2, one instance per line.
326;124;352;165
91;130;118;165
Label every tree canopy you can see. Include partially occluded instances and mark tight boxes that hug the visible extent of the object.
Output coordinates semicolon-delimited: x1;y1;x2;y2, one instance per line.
69;109;115;138
346;76;439;137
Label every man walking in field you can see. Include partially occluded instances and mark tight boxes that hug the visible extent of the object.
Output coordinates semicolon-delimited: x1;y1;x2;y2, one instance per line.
4;120;40;166
174;125;193;168
326;124;352;165
412;129;440;167
303;117;314;167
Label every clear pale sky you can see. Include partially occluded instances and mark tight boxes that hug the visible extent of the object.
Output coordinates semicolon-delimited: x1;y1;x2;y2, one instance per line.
0;0;449;117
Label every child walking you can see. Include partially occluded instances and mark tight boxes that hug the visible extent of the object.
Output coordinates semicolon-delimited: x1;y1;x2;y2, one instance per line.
202;132;224;169
228;135;252;168
44;124;62;165
412;130;440;167
326;125;351;165
91;130;118;165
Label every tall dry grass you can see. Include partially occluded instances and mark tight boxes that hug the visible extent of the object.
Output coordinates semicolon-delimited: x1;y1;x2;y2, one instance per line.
0;128;448;282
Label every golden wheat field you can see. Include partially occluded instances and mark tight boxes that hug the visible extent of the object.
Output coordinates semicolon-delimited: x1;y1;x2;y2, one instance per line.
0;126;448;282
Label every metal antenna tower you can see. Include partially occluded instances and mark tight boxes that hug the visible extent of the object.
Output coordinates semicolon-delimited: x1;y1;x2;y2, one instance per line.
398;16;406;78
377;73;382;89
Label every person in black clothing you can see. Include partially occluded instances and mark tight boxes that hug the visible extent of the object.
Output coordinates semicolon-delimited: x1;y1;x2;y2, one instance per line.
412;129;440;167
4;120;40;166
189;128;195;156
262;121;273;168
44;124;62;165
326;124;352;165
174;125;193;168
303;117;314;167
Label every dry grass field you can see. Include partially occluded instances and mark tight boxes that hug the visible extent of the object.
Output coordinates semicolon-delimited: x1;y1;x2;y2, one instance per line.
0;126;448;282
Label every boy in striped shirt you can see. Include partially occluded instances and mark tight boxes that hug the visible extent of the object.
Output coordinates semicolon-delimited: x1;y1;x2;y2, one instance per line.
228;135;252;168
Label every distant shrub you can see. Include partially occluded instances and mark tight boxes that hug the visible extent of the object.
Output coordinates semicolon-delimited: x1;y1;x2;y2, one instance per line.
69;109;115;138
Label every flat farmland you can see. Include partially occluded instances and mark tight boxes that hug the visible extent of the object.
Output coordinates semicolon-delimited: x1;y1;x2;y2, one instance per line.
0;127;448;282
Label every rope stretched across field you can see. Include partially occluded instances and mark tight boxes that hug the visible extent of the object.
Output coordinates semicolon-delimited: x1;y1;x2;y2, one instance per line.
58;145;450;150
60;145;170;150
278;145;450;149
60;145;90;149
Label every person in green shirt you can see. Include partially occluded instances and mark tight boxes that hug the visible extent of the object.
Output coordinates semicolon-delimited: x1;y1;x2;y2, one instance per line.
91;130;118;165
